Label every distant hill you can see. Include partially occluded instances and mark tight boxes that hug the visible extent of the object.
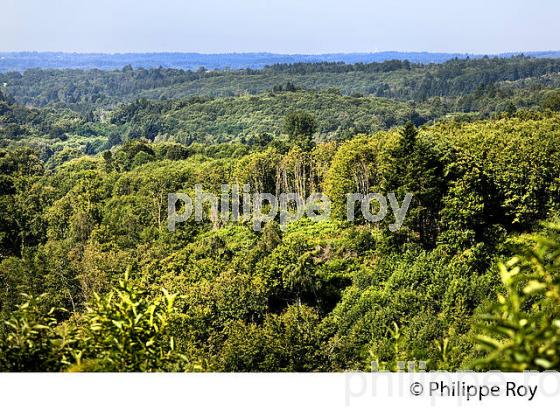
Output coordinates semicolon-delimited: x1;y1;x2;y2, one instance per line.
3;55;560;112
2;51;560;72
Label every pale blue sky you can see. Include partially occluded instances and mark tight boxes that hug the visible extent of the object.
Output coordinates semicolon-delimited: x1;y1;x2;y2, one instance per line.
2;0;559;54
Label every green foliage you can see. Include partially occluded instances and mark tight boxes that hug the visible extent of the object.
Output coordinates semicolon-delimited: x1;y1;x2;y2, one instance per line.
216;305;327;371
0;293;74;371
70;273;187;371
476;225;560;371
283;110;317;150
3;57;560;372
107;90;425;145
0;274;190;372
382;122;446;247
543;91;560;112
326;245;495;370
324;135;381;219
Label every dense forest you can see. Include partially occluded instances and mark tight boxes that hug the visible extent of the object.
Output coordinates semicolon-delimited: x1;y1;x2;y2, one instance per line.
1;56;560;371
3;56;560;111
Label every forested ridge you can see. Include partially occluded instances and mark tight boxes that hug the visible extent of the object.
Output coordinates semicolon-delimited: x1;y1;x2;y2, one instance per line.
1;56;560;371
3;56;560;110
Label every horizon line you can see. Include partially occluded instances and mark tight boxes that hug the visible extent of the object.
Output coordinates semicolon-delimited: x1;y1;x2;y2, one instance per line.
1;50;559;56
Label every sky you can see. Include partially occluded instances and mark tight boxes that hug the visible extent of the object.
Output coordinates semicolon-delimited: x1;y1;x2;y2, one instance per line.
2;0;559;54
